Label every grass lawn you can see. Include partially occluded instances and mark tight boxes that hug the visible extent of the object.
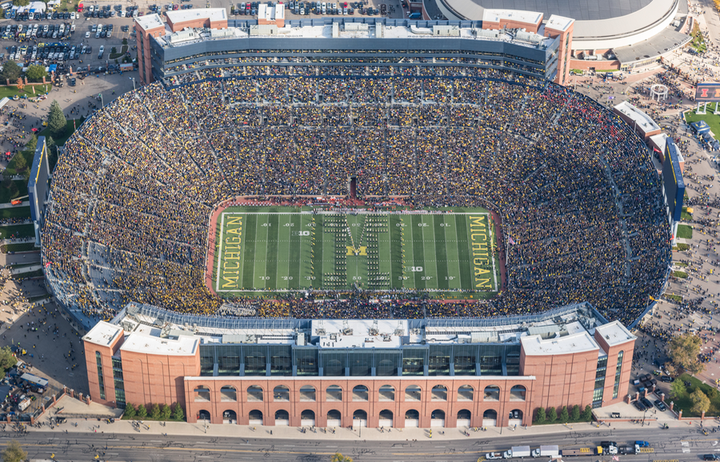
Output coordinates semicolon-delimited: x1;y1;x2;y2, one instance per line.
677;224;693;239
0;180;27;204
673;271;689;278
0;223;34;239
684;110;720;138
109;45;128;60
682;206;693;222
665;293;684;303
213;206;498;298
0;207;30;219
0;85;51;100
39;118;83;147
691;22;707;53
676;262;689;267
1;242;37;252
672;373;720;417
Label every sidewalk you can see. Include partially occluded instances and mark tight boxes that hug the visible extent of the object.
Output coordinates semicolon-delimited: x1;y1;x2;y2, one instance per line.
32;397;687;442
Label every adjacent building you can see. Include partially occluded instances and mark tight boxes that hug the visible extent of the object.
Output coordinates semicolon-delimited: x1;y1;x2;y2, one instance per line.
84;302;635;428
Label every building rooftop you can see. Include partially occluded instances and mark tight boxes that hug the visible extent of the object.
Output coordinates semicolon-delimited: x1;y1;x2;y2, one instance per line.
92;301;631;354
545;14;574;32
120;325;199;356
595;321;636;347
82;321;122;347
481;8;542;25
154;20;553;49
166;7;226;24
614;101;661;134
520;331;599;356
135;13;165;31
312;320;407;349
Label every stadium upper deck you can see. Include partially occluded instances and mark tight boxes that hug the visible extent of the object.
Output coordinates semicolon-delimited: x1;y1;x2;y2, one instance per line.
135;12;570;85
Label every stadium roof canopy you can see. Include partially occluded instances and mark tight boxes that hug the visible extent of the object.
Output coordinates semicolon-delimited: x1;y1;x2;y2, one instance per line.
432;0;683;50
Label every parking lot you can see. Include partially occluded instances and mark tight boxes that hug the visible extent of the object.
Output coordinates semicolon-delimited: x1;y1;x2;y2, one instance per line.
0;3;138;77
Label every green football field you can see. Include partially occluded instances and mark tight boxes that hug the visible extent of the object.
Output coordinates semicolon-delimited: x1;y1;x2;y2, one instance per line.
212;207;498;298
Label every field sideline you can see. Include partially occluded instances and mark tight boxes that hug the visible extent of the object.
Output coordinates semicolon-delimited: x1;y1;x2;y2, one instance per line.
210;206;498;299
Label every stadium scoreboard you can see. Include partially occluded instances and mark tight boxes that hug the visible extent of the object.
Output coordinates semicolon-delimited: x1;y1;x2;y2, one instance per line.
661;138;685;222
695;82;720;102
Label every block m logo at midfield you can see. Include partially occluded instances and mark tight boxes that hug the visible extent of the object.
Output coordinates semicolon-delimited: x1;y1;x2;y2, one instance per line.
346;246;367;256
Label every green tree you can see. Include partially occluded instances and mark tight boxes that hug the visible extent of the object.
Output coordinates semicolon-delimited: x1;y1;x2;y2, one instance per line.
534;407;545;424
708;387;719;400
172;402;184;421
136;404;147;419
47;100;67;136
560;406;569;423
0;346;17;373
581;405;592;421
690;388;711;415
331;453;354;462
669;333;705;374
670;378;688;399
13;0;29;6
160;403;172;421
1;61;21;84
571;404;580;421
25;64;46;82
124;403;136;419
2;440;27;462
547;407;557;423
150;403;161;420
24;136;37;154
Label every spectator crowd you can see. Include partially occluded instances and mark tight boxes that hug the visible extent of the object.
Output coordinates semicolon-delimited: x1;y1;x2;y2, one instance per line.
40;66;671;327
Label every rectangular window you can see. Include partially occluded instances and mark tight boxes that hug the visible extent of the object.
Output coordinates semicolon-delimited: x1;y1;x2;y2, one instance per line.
95;352;105;400
613;350;624;399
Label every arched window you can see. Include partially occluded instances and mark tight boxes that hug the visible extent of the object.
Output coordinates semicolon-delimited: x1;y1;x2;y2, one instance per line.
327;409;342;425
247;385;263;402
275;409;289;423
431;384;447;401
197;410;211;421
194;385;211;402
220;385;236;402
300;385;316;401
326;385;342;402
405;385;421;402
352;385;369;401
274;385;290;402
484;385;500;401
379;385;395;401
510;385;526;401
458;385;474;401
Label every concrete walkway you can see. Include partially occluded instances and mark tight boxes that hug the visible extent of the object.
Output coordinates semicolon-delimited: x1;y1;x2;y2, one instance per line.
32;397;693;442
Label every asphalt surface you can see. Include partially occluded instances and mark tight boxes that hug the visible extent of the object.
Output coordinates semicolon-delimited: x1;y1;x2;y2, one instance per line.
3;425;720;461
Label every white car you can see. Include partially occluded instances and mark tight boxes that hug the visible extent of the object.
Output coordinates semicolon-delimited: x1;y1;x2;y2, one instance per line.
43;24;48;32
85;31;90;38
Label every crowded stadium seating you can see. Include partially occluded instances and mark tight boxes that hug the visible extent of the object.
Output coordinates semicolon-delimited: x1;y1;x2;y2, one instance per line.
41;66;672;327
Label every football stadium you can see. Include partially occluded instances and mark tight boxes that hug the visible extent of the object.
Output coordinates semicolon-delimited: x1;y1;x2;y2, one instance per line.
51;12;668;427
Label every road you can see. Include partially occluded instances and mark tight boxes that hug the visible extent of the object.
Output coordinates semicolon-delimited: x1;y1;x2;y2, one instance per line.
2;426;720;461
